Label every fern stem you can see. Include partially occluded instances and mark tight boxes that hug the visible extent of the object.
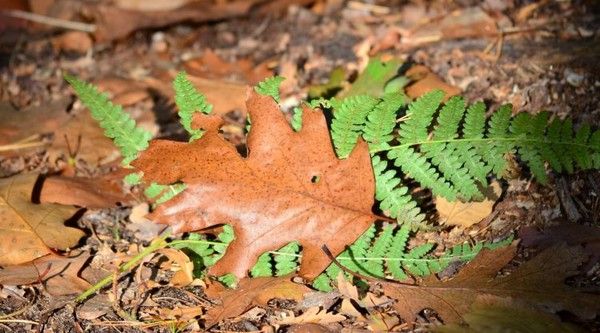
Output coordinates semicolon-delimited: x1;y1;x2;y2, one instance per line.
371;137;597;154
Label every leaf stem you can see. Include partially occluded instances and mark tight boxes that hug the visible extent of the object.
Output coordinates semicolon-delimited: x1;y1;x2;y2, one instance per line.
369;136;597;154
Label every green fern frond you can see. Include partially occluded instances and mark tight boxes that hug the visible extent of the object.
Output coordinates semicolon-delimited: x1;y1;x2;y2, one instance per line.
369;91;600;202
312;223;512;291
372;156;424;224
250;242;301;277
173;71;213;141
363;93;405;151
330;95;379;158
255;76;285;103
64;75;152;165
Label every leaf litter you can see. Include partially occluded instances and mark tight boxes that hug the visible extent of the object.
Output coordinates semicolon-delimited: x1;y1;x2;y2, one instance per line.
1;0;600;332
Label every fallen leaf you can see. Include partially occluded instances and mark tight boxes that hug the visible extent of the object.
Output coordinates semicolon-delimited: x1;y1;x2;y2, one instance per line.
403;7;498;49
286;323;335;333
132;90;376;279
383;244;600;326
155;248;194;287
436;181;502;227
205;277;311;326
0;174;83;266
433;295;583;333
183;49;271;85
0;98;120;165
85;1;261;42
0;253;91;296
127;202;165;241
50;31;93;54
114;0;194;11
94;77;151;106
519;222;600;266
276;306;346;325
143;72;248;116
40;173;134;209
405;65;461;100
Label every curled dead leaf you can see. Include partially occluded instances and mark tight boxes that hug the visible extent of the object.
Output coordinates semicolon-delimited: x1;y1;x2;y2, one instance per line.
0;174;83;266
436;180;502;227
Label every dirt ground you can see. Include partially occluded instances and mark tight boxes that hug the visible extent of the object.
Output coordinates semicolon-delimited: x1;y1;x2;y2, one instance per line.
0;0;599;332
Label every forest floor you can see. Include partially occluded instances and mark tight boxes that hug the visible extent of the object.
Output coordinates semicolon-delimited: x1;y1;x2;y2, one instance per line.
0;1;599;332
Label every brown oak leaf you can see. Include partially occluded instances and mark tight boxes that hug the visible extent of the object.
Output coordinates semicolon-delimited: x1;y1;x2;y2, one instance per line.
205;277;310;326
132;90;376;279
383;244;600;326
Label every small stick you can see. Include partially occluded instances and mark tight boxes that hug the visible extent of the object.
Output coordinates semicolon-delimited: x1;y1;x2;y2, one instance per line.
2;9;96;32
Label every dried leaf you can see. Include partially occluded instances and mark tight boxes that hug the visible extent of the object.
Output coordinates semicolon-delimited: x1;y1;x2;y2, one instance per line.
144;73;248;116
183;49;271;85
132;90;376;279
0;98;120;164
40;173;134;209
0;254;91;296
383;244;600;325
50;31;93;54
205;277;310;325
0;174;83;266
275;306;346;325
519;223;600;266
155;248;194;287
403;7;498;48
406;65;461;100
86;1;260;42
433;295;584;333
436;180;502;227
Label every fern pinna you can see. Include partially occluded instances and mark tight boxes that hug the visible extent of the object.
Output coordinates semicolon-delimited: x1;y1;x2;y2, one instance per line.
65;75;153;166
328;89;600;225
312;224;512;291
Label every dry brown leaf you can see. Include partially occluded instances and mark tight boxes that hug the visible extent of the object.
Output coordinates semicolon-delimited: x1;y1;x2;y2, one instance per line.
436;180;502;227
85;1;261;42
132;90;376;279
0;253;91;296
50;31;93;54
403;7;498;48
40;173;134;209
0;98;120;164
286;323;335;333
205;277;311;326
406;65;461;100
114;0;194;11
155;248;194;287
383;244;600;326
0;174;83;266
183;49;272;85
94;77;151;106
144;73;248;117
433;295;583;333
275;306;346;325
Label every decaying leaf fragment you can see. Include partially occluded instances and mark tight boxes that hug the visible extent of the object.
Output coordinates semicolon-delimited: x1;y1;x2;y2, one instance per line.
132;90;377;279
205;277;311;326
0;174;84;266
383;244;600;326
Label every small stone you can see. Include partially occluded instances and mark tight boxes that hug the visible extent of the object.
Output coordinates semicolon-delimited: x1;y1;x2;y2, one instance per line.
564;68;584;87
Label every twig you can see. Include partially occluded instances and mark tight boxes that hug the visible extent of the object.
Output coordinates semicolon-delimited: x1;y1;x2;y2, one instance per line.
1;9;96;32
74;232;171;302
0;140;48;152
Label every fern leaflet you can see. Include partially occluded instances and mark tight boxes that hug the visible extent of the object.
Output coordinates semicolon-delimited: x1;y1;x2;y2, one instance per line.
173;71;213;141
64;75;152;165
255;76;285;103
